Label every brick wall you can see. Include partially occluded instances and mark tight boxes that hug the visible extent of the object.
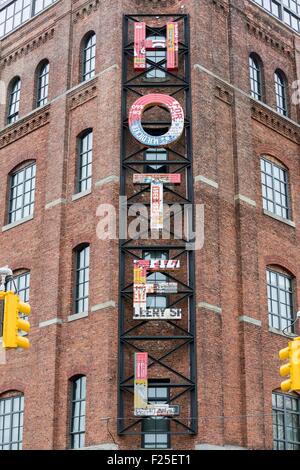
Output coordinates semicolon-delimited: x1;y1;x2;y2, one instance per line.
0;0;299;450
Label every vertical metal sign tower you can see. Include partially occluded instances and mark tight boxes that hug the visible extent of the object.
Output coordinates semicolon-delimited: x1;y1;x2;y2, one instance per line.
118;14;197;444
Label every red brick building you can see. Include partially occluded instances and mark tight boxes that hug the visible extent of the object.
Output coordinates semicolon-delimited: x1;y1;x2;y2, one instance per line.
0;0;300;450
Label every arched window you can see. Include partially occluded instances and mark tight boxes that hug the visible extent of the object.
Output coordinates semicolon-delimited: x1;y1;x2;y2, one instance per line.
77;130;93;193
272;391;300;449
81;32;96;82
36;60;49;108
73;244;90;315
8;161;36;224
7;77;21;124
275;70;288;116
5;270;30;336
260;157;290;220
249;54;262;101
70;375;86;449
266;266;294;333
146;34;166;79
0;392;24;450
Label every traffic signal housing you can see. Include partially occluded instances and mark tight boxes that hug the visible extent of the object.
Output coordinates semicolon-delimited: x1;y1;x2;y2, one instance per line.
1;291;31;349
279;337;300;392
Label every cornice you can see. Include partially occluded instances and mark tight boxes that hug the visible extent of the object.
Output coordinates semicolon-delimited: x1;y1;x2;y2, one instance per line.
215;80;233;105
0;106;50;149
210;0;229;15
245;18;294;60
68;79;97;110
73;0;100;24
251;101;300;144
0;8;57;49
134;0;176;5
0;28;55;69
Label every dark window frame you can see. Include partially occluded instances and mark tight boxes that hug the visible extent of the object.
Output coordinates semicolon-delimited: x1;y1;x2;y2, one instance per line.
249;53;263;101
0;394;24;450
81;32;96;82
73;244;90;315
273;391;300;449
274;69;288;116
253;0;300;34
76;129;93;194
69;375;86;449
143;148;168;174
36;60;49;108
141;379;171;449
260;157;291;220
142;250;169;310
7;77;21;124
8;161;36;224
267;268;295;333
5;271;30;336
145;30;167;80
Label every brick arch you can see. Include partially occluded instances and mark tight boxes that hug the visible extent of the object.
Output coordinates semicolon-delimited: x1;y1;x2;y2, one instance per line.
265;255;297;277
255;147;290;170
72;241;91;252
9;158;36;176
67;367;89;380
10;266;30;274
0;381;25;396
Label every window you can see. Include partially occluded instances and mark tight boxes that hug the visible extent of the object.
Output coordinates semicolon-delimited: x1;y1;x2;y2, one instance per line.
6;272;30;335
82;33;96;82
273;392;300;449
74;245;89;315
36;60;49;107
143;251;168;309
0;394;24;450
249;54;262;101
33;0;53;15
7;78;21;124
142;381;170;449
70;376;86;449
77;131;93;193
146;35;166;79
275;70;288;116
260;158;290;220
9;162;36;224
144;148;168;174
0;0;56;38
253;0;300;34
267;268;294;333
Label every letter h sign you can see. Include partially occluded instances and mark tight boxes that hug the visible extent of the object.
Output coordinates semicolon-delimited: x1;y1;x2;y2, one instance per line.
134;22;179;71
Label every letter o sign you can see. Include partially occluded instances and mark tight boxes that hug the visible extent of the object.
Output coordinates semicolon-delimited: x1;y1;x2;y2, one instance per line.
128;94;184;147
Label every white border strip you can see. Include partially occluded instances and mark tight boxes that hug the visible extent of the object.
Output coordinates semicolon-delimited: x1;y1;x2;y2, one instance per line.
234;194;256;207
239;316;261;326
195;175;218;189
39;318;62;328
198;302;222;314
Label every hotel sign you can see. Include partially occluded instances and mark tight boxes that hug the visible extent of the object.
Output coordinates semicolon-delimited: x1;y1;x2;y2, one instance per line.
128;94;184;147
134;352;180;417
134;22;179;71
133;259;181;320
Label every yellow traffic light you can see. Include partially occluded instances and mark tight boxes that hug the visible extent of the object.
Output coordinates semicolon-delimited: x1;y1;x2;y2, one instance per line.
279;337;300;392
2;291;31;350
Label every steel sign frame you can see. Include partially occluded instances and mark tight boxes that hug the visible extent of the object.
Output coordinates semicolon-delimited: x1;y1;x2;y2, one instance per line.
118;14;197;440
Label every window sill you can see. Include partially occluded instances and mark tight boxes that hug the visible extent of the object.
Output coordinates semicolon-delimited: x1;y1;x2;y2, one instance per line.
268;327;298;338
2;214;34;232
263;210;295;228
72;189;92;202
67;311;89;322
